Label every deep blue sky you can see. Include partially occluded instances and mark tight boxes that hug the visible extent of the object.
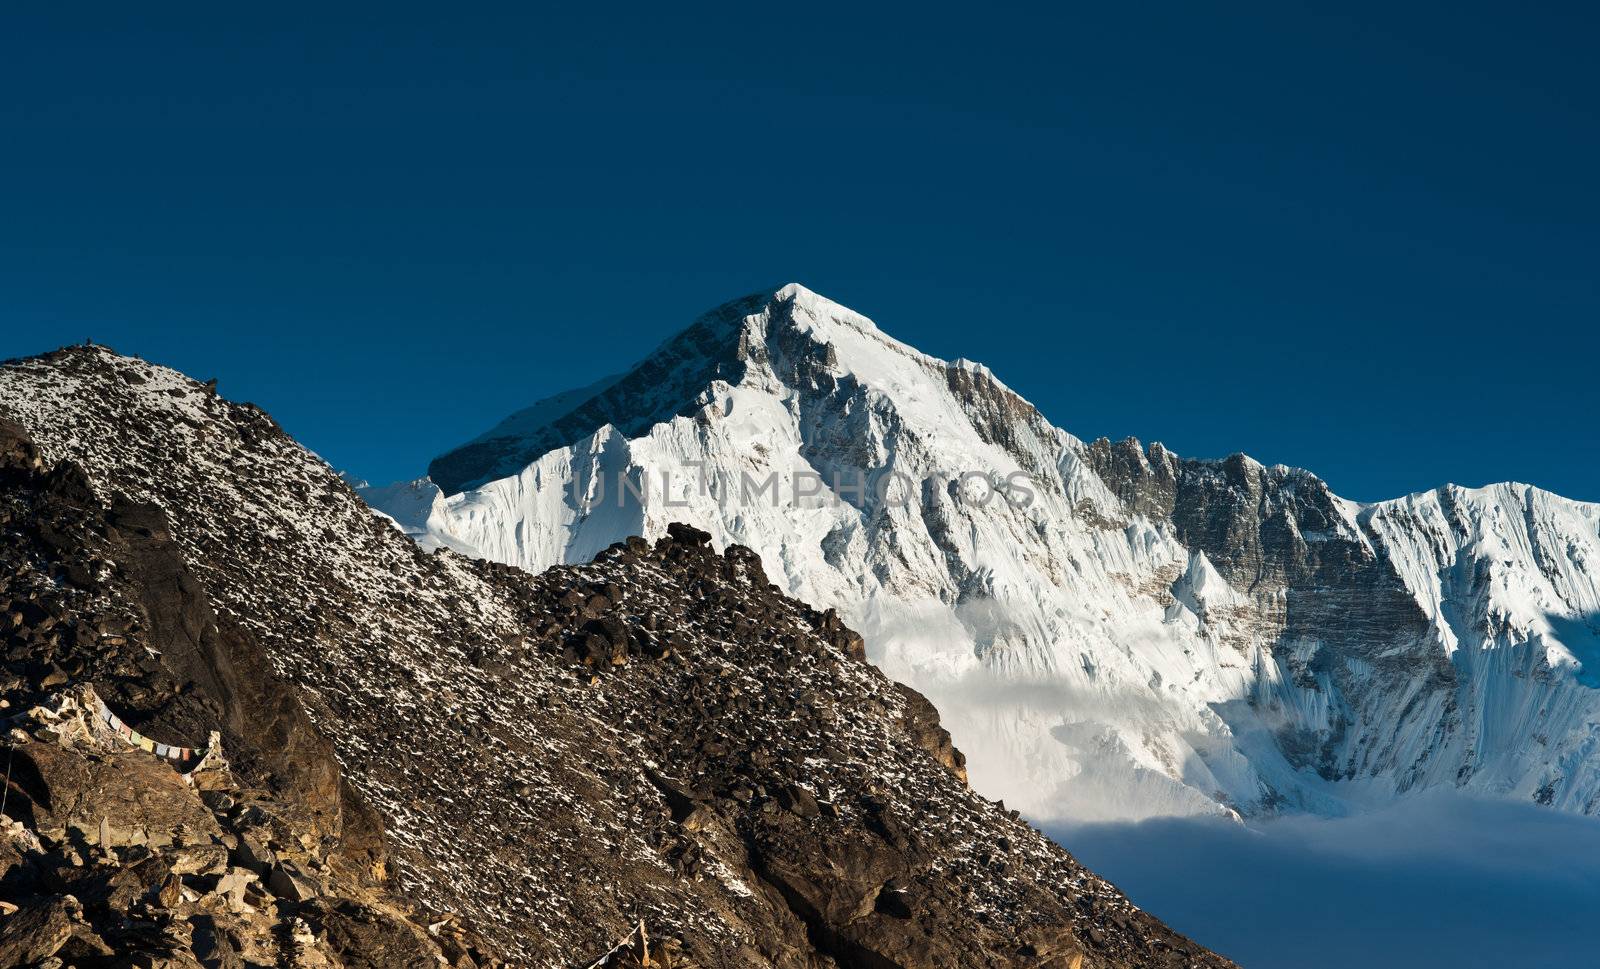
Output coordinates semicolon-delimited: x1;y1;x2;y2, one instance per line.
3;3;1595;500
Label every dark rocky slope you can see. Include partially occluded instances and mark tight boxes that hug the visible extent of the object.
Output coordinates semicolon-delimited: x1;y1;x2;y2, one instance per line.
0;345;1234;968
0;413;467;968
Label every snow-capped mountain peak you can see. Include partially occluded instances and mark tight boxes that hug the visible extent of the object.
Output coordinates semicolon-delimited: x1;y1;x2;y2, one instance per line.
369;286;1600;825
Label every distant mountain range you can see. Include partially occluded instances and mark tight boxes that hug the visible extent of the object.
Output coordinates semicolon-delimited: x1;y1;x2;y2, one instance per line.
367;283;1600;824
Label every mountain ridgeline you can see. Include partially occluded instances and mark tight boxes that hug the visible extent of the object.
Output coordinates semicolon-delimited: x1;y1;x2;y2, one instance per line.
0;346;1232;966
373;284;1600;824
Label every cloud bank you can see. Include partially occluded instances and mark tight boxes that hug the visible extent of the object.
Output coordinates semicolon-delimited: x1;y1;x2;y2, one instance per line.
1048;792;1600;969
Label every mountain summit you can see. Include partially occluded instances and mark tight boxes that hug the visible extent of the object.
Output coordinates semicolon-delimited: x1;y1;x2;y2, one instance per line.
428;284;926;495
373;286;1600;824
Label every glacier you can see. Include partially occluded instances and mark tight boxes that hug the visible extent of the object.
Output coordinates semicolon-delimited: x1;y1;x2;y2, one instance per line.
365;283;1600;824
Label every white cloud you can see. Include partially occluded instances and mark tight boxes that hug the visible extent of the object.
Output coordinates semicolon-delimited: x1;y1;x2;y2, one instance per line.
1048;791;1600;969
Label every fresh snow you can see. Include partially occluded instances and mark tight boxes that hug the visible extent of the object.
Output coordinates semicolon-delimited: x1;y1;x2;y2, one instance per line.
365;284;1600;824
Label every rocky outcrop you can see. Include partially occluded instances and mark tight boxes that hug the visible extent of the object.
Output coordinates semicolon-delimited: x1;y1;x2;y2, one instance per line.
11;741;224;849
892;683;968;784
0;421;476;968
0;345;1233;967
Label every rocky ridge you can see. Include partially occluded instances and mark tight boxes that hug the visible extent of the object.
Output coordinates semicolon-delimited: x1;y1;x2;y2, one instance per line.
0;411;477;968
0;345;1234;968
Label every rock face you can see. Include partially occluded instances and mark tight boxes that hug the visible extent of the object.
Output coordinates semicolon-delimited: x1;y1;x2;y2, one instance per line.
372;283;1600;823
0;348;1232;966
0;412;472;968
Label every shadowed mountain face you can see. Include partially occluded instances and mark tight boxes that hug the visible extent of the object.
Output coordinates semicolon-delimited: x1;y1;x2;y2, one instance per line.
373;284;1600;825
428;292;769;496
0;345;1233;968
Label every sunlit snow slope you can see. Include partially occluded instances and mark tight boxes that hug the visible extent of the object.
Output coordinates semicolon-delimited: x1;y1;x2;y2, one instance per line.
367;284;1600;823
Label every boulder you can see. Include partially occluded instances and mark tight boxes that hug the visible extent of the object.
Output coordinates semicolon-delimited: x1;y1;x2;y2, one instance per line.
13;744;224;850
0;894;112;964
71;855;172;910
169;842;229;876
268;858;324;902
0;415;43;477
190;914;246;969
211;866;259;912
776;783;821;819
305;898;440;969
665;522;712;546
0;828;35;896
230;829;276;874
